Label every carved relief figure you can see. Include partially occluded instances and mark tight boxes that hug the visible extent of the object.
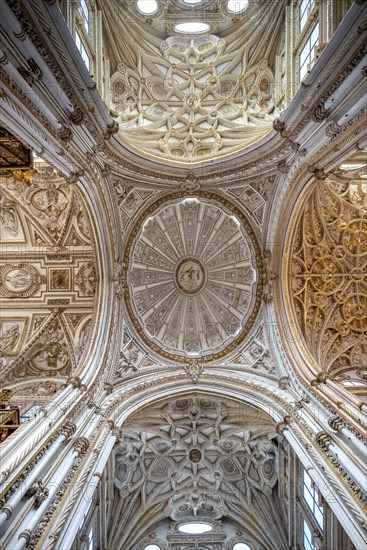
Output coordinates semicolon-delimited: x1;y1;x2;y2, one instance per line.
0;324;20;353
32;342;69;372
0;204;18;235
5;269;30;291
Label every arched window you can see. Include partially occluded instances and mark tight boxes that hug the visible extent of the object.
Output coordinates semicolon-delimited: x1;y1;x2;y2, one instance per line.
143;545;161;550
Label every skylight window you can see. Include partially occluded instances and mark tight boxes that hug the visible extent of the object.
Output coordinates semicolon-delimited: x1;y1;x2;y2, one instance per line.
144;546;161;550
178;522;213;534
299;22;319;81
227;0;248;13
233;543;251;550
342;380;367;387
303;470;323;529
175;22;210;33
339;163;366;171
137;0;158;15
184;0;203;3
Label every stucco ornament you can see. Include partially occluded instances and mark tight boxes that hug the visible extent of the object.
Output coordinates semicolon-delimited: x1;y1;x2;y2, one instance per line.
110;33;278;164
288;162;367;397
125;196;261;361
112;395;279;546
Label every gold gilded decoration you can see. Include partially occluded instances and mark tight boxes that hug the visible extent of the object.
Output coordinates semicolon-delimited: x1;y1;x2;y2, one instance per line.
289;167;367;396
0;407;20;443
0;127;32;173
124;192;263;363
12;168;38;186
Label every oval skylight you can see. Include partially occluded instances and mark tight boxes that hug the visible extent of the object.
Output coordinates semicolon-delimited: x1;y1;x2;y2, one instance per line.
339;163;366;171
178;522;213;534
184;0;203;3
144;545;161;550
342;380;367;387
233;543;251;550
137;0;158;15
227;0;248;13
175;22;210;33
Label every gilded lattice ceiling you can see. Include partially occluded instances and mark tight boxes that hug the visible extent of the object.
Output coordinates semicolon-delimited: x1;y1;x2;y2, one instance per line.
124;195;262;363
0;161;98;401
288;155;367;398
104;0;285;164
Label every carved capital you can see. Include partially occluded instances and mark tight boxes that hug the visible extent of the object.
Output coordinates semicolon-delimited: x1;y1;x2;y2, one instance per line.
277;159;289;173
311;372;330;386
57;125;73;142
0;505;13;519
278;376;290;390
273;118;287;137
328;415;345;431
308;166;328;180
325;121;341;137
104;383;113;395
104;120;120;139
312;104;329;122
315;431;333;450
69;108;85;125
276;415;291;434
67;376;82;389
0;52;8;65
61;421;77;440
19;529;32;543
24;479;49;509
64;169;84;184
74;437;90;455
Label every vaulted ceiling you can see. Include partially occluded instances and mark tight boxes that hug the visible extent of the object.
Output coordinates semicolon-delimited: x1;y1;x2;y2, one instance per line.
0;1;366;548
103;0;286;164
108;394;288;549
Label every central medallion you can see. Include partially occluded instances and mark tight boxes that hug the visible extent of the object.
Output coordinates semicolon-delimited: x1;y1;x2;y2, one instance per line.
175;257;206;295
124;194;262;361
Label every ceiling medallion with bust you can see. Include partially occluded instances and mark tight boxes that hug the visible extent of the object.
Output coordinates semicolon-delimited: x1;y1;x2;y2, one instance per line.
124;192;263;362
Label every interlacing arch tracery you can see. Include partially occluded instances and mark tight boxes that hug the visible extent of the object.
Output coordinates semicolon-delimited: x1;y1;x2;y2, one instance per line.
288;154;367;398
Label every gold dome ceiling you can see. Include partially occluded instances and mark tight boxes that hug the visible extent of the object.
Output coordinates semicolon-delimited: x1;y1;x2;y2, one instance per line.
124;194;262;362
287;154;367;398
